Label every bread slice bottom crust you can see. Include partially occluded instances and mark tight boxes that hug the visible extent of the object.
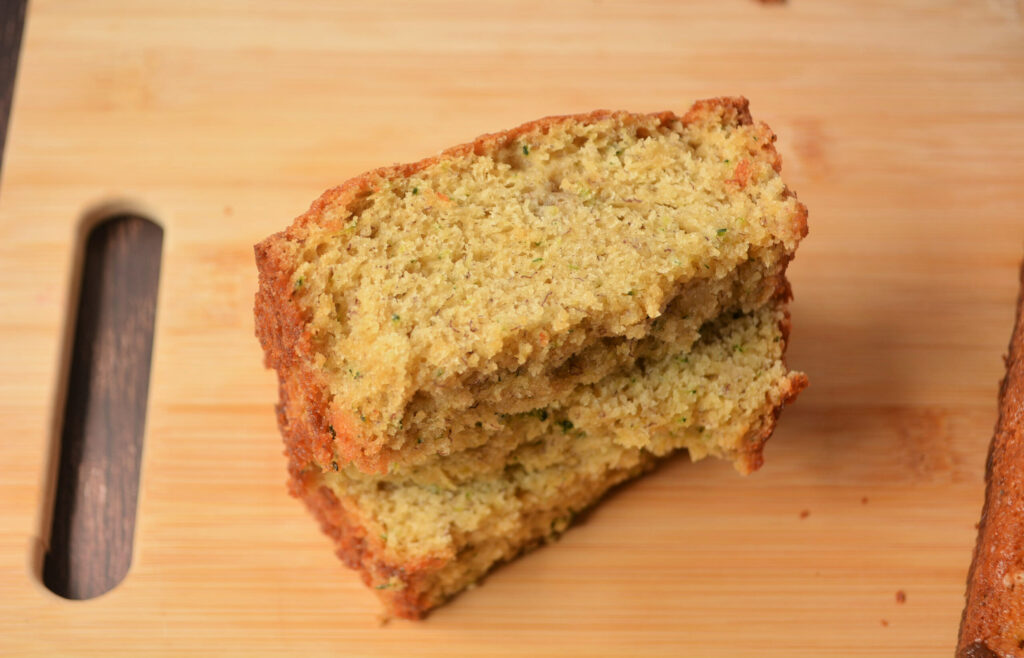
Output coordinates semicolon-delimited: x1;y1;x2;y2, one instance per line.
289;456;654;619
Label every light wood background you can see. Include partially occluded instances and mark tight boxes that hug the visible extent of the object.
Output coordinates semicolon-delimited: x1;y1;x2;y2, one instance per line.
2;0;1023;655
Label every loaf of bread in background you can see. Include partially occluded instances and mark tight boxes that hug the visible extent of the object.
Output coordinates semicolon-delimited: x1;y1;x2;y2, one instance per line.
254;97;808;618
958;263;1024;657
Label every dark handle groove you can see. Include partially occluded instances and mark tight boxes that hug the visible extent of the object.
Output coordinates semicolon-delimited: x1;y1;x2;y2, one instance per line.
0;0;27;182
43;215;163;600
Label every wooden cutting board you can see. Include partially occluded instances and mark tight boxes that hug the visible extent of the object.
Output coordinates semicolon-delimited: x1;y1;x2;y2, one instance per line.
2;1;1023;655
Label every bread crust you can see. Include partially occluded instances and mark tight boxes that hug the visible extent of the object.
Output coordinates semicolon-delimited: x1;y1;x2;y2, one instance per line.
253;96;808;476
958;262;1024;657
289;464;443;619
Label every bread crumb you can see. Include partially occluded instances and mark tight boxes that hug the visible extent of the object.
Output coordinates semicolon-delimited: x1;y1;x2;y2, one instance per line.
257;98;808;618
896;590;906;604
799;509;810;519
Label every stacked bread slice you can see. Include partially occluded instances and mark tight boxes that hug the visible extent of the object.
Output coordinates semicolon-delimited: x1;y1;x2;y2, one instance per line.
254;97;808;618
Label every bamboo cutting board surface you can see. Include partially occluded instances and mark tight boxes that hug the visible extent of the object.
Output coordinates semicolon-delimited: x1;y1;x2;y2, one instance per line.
2;1;1024;655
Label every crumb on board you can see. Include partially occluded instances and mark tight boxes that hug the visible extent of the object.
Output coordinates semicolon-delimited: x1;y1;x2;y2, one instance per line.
799;509;810;519
896;590;906;604
861;496;869;505
881;619;889;627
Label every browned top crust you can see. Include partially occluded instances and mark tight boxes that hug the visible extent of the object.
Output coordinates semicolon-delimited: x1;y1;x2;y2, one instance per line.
958;261;1024;658
263;95;763;249
253;96;804;474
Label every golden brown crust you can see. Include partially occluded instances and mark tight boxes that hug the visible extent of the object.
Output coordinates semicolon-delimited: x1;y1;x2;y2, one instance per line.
253;238;309;373
958;261;1024;657
253;96;806;477
290;457;656;619
289;464;441;619
278;369;442;618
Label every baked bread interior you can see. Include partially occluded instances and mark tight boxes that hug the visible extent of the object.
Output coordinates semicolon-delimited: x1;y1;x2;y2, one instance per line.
255;96;808;618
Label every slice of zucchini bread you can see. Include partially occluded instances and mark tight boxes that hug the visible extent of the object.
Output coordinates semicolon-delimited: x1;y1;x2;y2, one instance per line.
957;262;1024;658
255;96;808;618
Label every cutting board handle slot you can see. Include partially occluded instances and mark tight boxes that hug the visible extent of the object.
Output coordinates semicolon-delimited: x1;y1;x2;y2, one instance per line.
41;213;163;600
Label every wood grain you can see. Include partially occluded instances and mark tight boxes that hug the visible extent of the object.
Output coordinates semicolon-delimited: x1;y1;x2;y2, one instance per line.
1;1;1023;655
43;216;162;600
